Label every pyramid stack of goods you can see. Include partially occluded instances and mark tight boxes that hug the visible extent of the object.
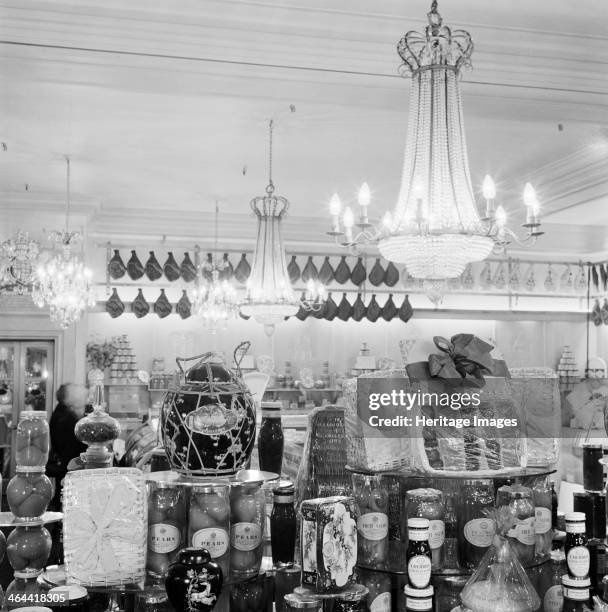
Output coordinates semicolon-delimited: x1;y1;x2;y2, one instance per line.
557;346;579;390
110;335;138;384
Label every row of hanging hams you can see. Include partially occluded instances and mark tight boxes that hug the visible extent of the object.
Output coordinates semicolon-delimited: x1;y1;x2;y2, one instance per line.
107;249;404;288
104;287;414;323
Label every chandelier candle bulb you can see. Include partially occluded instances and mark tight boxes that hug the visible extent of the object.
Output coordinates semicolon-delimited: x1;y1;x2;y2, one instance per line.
358;182;371;224
482;175;496;218
329;194;342;234
342;207;355;243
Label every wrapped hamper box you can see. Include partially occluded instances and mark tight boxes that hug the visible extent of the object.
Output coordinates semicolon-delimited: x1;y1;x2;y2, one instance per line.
301;496;358;592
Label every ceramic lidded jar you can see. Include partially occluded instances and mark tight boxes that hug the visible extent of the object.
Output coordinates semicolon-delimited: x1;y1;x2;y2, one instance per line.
160;345;256;476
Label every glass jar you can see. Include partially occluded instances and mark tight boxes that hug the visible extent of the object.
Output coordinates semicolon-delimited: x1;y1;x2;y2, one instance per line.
406;518;432;589
6;524;51;576
6;470;53;520
283;593;323;612
404;584;433;612
562;576;592;612
271;482;297;566
507;485;535;564
74;407;121;467
405;487;445;570
533;478;553;560
146;481;187;579
5;573;44;610
353;473;389;568
229;480;265;576
188;481;230;578
565;512;589;579
541;550;566;611
15;411;49;469
230;572;273;612
435;575;469;612
258;402;284;475
275;565;302;612
456;479;495;570
359;569;391;612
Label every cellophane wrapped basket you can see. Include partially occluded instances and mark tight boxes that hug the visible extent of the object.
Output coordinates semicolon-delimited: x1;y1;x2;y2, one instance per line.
63;468;147;586
343;369;415;472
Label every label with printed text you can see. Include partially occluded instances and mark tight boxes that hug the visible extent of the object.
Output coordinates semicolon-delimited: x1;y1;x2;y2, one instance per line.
357;513;388;541
508;517;535;545
231;522;262;552
407;554;432;588
429;519;445;549
535;507;552;535
192;527;229;558
148;524;180;554
464;518;495;548
567;546;590;578
370;592;391;612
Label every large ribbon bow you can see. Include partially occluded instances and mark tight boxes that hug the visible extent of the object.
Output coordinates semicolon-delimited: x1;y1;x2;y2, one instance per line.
66;478;143;580
428;334;494;388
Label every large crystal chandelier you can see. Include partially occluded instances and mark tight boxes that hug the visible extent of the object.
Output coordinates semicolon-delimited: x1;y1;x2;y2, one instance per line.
191;203;241;334
327;1;543;292
0;231;40;294
32;157;95;328
241;120;325;332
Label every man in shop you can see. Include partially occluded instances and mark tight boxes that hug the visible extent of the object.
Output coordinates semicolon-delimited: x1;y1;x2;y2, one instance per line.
46;383;88;510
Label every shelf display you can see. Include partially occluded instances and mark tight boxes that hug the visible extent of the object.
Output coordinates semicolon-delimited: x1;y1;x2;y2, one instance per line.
160;347;256;476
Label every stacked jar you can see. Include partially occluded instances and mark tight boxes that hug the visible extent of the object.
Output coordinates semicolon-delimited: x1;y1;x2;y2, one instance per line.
5;411;53;609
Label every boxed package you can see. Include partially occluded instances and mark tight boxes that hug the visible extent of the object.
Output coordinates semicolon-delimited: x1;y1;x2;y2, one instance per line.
301;496;358;592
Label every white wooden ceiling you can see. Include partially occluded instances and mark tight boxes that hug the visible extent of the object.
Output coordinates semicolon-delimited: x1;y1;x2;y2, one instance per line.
1;0;607;257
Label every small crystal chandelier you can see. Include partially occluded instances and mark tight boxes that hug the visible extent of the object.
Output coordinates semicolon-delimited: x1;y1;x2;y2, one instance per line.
0;230;40;294
327;1;543;297
32;157;96;328
192;202;241;334
241;119;325;332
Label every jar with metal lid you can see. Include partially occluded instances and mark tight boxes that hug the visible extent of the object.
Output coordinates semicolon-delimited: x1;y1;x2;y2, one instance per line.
48;585;89;612
405;487;445;570
283;593;323;612
15;411;49;469
146;480;187;579
271;482;297;566
353;473;389;567
507;485;535;564
229;480;265;576
456;479;495;570
188;481;230;577
565;512;589;579
404;584;433;612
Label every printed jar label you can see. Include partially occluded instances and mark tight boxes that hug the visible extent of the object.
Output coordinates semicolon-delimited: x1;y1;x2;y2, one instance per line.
567;546;590;577
370;592;391;612
357;513;388;541
535;507;552;535
192;528;229;558
464;518;495;548
407;554;432;588
543;585;563;612
406;598;434;611
428;519;445;549
148;524;180;554
231;522;262;552
508;517;535;545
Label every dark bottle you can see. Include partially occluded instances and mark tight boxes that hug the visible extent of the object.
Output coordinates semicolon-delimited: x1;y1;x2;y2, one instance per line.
258;402;284;475
561;575;592;612
406;517;432;589
271;482;297;566
565;512;590;579
456;479;496;570
551;482;558;528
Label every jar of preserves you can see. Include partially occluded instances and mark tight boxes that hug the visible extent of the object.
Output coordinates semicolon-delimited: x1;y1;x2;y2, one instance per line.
405;488;445;571
562;576;591;612
406;518;432;589
271;482;297;566
6;470;52;520
456;479;495;570
258;402;284;475
15;411;49;469
507;485;535;564
404;584;433;612
565;512;589;579
188;481;230;577
6;525;51;576
146;481;187;579
353;473;389;568
229;480;265;576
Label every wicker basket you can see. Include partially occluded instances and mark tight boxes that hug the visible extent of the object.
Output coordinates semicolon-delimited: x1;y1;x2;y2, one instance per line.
63;468;147;586
342;370;415;472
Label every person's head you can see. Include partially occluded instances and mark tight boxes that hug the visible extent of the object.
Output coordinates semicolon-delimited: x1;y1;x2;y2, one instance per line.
56;383;87;416
586;357;607;389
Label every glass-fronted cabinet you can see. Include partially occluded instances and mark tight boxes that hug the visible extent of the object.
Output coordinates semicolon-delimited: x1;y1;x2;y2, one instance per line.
0;340;55;475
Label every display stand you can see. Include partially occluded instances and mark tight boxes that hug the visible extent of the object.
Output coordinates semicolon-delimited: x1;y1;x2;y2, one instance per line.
346;466;556;610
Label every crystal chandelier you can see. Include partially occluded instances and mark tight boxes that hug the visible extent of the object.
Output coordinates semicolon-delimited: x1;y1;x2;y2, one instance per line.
191;203;241;334
0;230;40;294
32;157;96;328
327;1;543;293
241;119;326;332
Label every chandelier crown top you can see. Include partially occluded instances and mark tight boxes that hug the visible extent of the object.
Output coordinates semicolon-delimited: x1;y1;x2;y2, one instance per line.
397;1;473;75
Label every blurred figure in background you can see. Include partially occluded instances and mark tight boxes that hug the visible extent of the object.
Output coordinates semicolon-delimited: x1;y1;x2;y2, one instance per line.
46;383;88;510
